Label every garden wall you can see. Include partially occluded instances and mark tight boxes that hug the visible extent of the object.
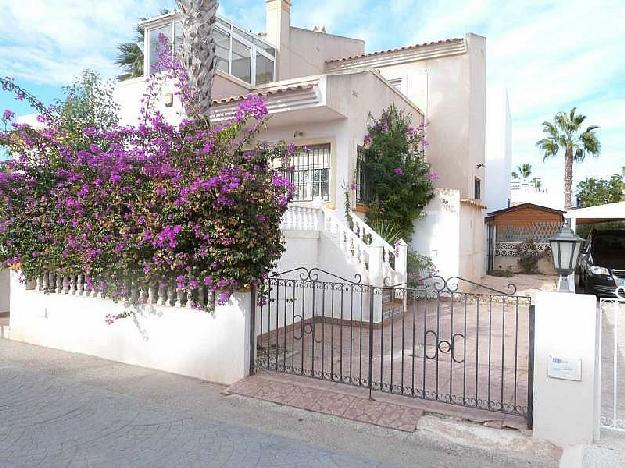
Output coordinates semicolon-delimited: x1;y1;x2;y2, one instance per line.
8;272;253;385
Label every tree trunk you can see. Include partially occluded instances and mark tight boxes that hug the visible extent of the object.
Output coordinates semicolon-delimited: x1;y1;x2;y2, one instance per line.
177;0;218;120
564;146;574;210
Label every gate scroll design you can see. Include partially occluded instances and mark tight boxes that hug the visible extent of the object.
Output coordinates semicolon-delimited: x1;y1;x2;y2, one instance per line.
253;268;534;426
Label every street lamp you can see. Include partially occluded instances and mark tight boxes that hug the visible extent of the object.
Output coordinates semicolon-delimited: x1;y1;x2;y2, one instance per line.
549;226;585;293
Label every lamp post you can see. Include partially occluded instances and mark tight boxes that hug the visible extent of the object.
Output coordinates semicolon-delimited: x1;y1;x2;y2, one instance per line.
549;226;585;293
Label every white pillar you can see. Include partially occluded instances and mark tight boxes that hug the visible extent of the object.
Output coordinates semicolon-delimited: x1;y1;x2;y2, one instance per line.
368;241;385;287
533;291;599;451
395;239;408;286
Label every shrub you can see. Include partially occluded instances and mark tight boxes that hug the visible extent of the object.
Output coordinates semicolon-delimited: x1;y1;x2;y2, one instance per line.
359;105;436;241
407;251;437;288
515;239;547;274
0;46;293;307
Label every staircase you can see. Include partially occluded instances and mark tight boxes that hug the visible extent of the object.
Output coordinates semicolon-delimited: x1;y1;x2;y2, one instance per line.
280;205;407;286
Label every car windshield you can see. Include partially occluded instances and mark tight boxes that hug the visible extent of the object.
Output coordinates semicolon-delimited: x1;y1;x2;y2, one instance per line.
593;234;625;254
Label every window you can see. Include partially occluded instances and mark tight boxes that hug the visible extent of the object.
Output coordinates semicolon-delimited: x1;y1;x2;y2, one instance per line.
145;15;276;86
148;24;172;74
231;38;252;84
289;145;331;202
474;177;481;200
255;54;274;85
173;20;183;57
214;28;230;73
356;147;371;203
388;78;403;92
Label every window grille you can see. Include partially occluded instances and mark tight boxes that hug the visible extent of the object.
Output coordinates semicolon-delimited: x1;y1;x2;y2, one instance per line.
356;147;371;203
289;144;331;202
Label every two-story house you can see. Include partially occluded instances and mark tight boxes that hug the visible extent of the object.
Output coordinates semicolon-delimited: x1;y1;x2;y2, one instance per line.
114;0;488;284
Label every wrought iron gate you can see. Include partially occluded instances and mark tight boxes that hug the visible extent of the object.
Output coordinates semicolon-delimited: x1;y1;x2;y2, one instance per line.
600;291;625;432
253;268;534;425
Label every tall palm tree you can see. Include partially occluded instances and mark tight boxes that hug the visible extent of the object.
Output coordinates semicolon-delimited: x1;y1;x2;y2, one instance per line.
176;0;218;120
536;108;601;210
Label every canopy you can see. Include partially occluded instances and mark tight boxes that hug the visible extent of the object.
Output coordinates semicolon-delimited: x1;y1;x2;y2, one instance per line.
565;201;625;226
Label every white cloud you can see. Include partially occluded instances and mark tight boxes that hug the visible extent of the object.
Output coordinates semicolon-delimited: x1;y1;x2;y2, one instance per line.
0;0;174;85
1;0;623;191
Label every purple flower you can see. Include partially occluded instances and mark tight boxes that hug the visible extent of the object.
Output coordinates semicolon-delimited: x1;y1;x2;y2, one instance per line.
393;167;404;176
428;172;439;182
2;109;15;121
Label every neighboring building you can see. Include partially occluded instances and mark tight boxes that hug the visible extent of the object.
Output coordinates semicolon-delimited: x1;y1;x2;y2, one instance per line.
114;0;488;283
485;203;564;274
485;87;512;212
510;177;564;210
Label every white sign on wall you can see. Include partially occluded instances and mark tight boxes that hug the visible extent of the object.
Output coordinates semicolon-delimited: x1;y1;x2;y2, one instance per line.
547;355;582;381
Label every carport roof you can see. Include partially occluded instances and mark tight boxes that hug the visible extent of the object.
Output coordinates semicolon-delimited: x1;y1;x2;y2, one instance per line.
565;201;625;224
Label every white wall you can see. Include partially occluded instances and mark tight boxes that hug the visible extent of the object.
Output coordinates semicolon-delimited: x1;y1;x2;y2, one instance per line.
486;87;512;211
0;270;9;313
286;28;364;79
533;291;599;448
376;34;487;201
412;189;461;280
459;203;486;281
9;273;252;385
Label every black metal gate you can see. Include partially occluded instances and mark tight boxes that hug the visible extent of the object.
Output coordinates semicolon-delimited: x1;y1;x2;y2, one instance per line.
253;268;534;426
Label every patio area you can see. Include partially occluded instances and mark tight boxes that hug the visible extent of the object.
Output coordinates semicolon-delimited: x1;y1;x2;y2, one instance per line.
257;292;532;420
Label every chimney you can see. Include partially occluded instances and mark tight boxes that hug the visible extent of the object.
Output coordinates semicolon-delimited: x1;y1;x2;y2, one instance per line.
266;0;291;80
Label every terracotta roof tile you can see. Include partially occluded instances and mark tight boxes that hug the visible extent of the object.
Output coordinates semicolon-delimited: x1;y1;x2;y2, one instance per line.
326;38;464;64
212;84;315;105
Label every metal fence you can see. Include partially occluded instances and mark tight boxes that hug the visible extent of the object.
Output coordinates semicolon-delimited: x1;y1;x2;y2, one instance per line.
600;292;625;432
253;268;534;425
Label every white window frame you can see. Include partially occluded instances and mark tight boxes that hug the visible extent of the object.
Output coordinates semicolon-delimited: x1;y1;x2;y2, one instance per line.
144;14;277;87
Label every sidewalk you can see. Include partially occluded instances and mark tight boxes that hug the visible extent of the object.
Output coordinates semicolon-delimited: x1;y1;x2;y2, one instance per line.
0;337;560;467
228;370;528;432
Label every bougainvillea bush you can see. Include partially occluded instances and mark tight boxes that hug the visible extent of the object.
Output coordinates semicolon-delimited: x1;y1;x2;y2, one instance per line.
0;58;293;307
359;104;435;240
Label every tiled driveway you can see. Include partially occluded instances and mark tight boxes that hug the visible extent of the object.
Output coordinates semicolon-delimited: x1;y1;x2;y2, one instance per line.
257;294;532;419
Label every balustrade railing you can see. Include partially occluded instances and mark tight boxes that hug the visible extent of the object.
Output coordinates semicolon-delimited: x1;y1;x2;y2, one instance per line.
280;205;322;231
33;272;216;310
279;204;408;285
349;215;397;270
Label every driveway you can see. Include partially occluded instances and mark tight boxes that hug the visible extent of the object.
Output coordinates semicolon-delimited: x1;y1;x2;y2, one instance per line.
0;338;560;468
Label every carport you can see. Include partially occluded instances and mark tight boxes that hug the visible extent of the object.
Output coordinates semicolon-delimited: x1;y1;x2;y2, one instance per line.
565;201;625;232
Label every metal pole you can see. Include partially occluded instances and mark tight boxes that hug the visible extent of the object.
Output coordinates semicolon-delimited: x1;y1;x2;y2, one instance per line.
614;300;618;427
527;304;535;429
249;286;257;376
368;285;375;400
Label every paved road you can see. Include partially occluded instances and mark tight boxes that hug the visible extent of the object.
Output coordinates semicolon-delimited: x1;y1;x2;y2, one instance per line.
0;338;558;467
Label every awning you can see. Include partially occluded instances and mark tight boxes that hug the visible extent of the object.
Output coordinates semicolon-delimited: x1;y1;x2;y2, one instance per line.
565;201;625;225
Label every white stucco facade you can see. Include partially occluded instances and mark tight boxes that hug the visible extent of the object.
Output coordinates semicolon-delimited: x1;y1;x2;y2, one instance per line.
486;87;512;212
111;0;490;284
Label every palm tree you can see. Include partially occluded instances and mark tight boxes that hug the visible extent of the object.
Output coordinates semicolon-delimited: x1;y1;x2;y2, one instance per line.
516;163;532;180
536;108;601;210
177;0;218;120
115;10;170;81
115;24;145;80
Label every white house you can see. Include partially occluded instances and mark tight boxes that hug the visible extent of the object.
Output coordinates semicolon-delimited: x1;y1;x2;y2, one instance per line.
114;0;489;284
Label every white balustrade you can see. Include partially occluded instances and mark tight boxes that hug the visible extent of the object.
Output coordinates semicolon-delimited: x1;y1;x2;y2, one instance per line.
280;205;321;231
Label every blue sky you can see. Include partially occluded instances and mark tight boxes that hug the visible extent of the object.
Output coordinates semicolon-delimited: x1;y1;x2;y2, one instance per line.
1;0;623;196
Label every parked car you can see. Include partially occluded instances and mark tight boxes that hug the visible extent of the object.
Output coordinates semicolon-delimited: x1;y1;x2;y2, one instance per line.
578;230;625;297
